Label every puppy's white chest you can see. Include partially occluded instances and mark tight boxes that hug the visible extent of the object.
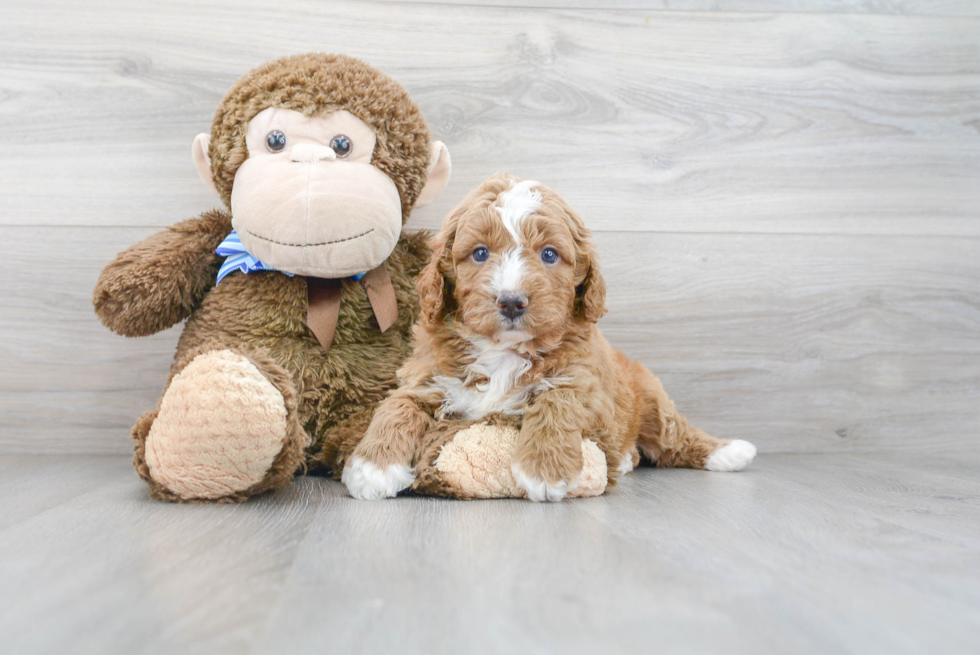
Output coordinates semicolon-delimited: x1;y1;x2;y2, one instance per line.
430;346;535;420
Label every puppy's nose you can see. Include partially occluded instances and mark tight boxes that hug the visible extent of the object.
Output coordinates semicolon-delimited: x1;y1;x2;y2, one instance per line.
497;293;529;320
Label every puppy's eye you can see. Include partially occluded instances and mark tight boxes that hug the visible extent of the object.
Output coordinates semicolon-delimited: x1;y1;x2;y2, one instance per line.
472;247;490;263
541;247;559;264
330;134;352;158
266;130;287;153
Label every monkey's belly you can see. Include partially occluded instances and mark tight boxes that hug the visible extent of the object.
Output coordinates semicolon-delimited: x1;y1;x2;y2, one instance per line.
175;270;408;449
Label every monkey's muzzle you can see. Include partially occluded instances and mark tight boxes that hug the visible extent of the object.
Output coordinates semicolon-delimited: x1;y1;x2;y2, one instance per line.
231;159;403;278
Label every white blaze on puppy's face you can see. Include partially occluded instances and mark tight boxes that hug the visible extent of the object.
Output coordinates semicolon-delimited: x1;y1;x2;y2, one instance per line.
490;180;541;296
490;249;526;298
447;175;581;347
495;180;542;246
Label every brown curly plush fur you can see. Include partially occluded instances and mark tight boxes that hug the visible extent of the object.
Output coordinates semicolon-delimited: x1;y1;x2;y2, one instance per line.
208;53;433;218
131;347;311;503
93;54;435;502
96;209;430;502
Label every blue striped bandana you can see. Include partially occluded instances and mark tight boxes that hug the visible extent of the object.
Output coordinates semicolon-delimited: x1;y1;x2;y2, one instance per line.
215;230;367;284
215;230;290;284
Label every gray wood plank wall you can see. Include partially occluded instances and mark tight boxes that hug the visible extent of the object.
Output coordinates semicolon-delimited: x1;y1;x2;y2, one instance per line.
1;0;977;455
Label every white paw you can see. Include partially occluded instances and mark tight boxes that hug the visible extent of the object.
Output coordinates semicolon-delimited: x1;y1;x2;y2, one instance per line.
342;457;415;500
705;440;757;472
511;463;577;502
617;451;636;476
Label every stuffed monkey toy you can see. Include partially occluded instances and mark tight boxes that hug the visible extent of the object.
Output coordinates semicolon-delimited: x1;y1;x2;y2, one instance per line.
93;53;453;502
95;53;607;502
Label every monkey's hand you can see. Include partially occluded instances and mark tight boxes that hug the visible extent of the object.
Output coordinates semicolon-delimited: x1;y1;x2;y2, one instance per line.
93;209;232;337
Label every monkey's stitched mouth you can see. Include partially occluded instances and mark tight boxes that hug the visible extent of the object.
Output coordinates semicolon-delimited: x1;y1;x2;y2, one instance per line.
243;228;375;247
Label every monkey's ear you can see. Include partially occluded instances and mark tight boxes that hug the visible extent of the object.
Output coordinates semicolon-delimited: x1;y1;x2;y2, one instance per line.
191;133;220;198
415;141;451;208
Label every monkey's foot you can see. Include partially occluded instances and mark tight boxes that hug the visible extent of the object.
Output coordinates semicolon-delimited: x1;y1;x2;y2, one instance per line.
420;423;607;500
139;349;306;502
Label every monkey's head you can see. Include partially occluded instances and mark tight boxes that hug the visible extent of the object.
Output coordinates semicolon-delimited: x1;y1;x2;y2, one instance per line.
192;53;451;278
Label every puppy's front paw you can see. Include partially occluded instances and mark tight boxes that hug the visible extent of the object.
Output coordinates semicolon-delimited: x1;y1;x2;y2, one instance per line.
342;456;415;500
705;439;757;472
511;463;578;502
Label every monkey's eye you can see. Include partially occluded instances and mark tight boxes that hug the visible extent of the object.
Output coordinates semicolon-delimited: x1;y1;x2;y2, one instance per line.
329;135;352;158
541;247;559;264
266;130;287;153
472;246;490;263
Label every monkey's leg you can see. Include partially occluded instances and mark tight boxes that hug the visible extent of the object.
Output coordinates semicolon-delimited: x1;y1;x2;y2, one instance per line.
634;367;756;472
132;348;310;503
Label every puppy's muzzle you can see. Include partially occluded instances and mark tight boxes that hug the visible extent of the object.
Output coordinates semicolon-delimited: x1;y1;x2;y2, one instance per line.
497;292;528;321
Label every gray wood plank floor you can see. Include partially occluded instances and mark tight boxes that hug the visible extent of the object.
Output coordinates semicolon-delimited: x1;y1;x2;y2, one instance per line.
1;452;978;655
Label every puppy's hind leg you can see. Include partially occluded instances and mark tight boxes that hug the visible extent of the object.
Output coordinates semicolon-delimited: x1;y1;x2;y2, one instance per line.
633;366;756;472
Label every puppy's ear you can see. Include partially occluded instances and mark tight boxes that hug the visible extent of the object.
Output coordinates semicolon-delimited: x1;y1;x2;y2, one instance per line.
576;254;607;323
560;200;607;323
418;205;463;326
418;242;449;325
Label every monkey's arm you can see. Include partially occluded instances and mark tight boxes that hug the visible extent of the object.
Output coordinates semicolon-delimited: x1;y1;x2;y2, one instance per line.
93;209;232;337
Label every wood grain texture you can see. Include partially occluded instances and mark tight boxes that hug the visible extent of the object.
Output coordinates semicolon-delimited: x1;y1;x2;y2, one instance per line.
2;226;976;454
1;452;978;654
400;1;980;17
0;0;978;235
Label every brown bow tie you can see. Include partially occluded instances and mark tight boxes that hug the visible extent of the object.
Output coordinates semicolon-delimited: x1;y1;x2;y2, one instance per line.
305;263;399;353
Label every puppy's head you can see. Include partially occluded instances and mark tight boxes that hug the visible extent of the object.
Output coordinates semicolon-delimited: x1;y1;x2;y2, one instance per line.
418;173;606;344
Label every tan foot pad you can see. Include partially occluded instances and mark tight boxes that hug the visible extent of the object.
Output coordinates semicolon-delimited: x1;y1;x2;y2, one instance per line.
434;423;608;499
145;350;289;500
